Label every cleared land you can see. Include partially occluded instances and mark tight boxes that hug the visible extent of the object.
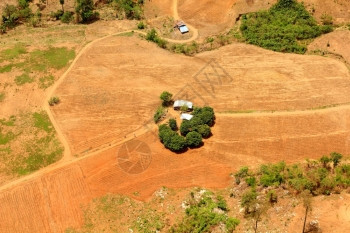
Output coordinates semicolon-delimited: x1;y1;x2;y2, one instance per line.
1;0;350;232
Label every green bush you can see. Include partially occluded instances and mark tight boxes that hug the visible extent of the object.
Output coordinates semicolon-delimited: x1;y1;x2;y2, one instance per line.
193;124;211;138
75;0;99;23
168;118;177;131
158;124;176;144
61;11;73;23
137;21;145;29
48;96;60;106
113;0;143;20
170;192;239;232
241;189;257;214
240;0;333;54
180;120;192;136
186;131;202;148
153;106;165;123
245;176;256;187
160;91;173;106
166;134;186;152
1;4;19;29
50;10;64;20
146;29;168;48
260;162;285;187
193;106;215;126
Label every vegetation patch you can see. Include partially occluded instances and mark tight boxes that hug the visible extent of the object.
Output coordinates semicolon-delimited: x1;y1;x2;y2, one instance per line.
14;73;34;86
39;75;55;89
111;0;144;20
156;91;215;152
0;111;63;177
170;190;239;232
240;0;333;53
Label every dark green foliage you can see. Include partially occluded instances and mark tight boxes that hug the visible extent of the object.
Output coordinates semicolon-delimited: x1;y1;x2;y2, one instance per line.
113;0;143;20
168;118;177;131
193;124;211;138
50;10;64;20
180;119;192;136
137;21;145;29
75;0;99;23
160;91;173;106
146;29;168;48
2;5;19;29
166;134;186;152
240;0;333;54
153;106;165;123
241;189;257;214
259;162;286;187
192;106;215;126
48;96;60;106
170;191;239;232
320;155;331;168
158;125;186;152
60;11;73;23
237;152;349;196
186;131;202;148
245;176;256;187
330;152;342;168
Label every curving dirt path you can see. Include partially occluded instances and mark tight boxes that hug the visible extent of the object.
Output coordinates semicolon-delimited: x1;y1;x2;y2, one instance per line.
0;0;201;193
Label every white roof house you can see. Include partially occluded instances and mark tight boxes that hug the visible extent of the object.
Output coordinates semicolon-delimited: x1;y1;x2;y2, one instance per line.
174;21;190;34
173;100;193;110
180;113;193;121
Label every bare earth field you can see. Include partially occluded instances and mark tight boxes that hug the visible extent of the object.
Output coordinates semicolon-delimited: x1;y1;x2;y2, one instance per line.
1;33;350;232
1;0;350;232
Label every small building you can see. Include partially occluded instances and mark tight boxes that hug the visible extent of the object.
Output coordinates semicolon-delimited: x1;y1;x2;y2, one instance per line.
173;100;193;110
180;113;193;121
174;21;189;34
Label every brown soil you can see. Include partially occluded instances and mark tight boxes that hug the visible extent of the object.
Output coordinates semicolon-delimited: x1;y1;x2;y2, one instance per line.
308;29;350;65
1;0;350;232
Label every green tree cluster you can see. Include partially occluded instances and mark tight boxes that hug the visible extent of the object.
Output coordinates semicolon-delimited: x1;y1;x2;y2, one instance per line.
75;0;99;23
240;0;333;54
236;152;349;196
112;0;143;20
1;0;34;33
170;191;239;232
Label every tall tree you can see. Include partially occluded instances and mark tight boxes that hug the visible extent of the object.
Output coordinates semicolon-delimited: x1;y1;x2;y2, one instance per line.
59;0;64;12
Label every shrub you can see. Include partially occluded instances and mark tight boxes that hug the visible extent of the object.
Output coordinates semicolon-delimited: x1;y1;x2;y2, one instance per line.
160;91;172;106
2;4;19;29
137;21;145;29
158;124;176;145
193;106;215;126
113;0;143;20
75;0;98;23
330;152;342;168
166;134;186;152
321;13;333;25
48;96;60;106
153;106;165;123
168;118;177;131
180;120;192;136
61;11;73;23
266;190;278;203
241;189;257;214
240;0;332;54
245;176;256;187
186;131;202;148
146;28;168;48
170;192;239;232
193;124;211;138
50;10;64;20
260;162;285;187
